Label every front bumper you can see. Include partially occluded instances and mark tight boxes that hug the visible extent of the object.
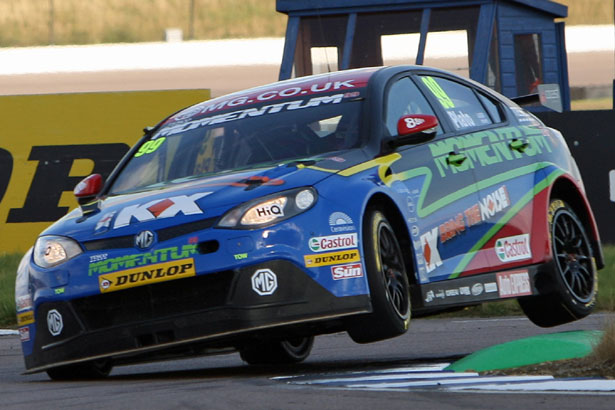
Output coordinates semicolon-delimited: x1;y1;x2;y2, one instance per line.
24;260;370;373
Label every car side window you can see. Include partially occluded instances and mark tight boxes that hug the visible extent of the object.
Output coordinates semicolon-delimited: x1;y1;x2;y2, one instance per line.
385;77;440;136
419;75;495;131
477;92;504;123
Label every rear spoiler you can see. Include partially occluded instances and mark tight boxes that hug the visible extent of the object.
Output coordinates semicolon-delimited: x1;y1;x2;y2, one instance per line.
510;84;563;112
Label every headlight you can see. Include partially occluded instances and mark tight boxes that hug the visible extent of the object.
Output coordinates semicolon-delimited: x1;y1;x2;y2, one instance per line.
33;235;83;268
217;187;317;229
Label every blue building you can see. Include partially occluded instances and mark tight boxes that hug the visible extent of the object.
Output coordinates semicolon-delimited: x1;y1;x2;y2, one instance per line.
277;0;570;110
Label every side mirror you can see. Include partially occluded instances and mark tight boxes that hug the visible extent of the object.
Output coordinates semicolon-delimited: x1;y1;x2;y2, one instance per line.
74;174;103;207
392;114;438;146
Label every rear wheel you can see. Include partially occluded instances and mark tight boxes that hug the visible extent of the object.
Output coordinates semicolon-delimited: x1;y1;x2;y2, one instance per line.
46;359;112;380
348;209;410;343
239;336;314;365
519;199;597;327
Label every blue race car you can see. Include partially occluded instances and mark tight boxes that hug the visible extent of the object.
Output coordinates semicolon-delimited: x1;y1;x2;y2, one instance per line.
16;66;603;379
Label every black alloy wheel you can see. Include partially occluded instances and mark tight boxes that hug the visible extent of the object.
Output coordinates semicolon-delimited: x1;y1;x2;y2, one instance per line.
551;206;594;304
347;209;410;343
378;219;411;319
519;199;597;327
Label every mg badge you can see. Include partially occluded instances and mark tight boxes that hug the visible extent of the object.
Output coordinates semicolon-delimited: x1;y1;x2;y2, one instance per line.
135;230;155;249
47;309;63;336
251;269;278;296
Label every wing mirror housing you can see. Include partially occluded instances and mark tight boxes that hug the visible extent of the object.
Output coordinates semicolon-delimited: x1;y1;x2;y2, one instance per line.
74;174;103;214
392;114;438;147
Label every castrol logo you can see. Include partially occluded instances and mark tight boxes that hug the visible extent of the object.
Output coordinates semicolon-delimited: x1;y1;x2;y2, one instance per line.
495;234;532;262
309;233;358;252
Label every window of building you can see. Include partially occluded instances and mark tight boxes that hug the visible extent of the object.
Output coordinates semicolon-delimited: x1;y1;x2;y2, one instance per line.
514;33;543;95
293;15;348;77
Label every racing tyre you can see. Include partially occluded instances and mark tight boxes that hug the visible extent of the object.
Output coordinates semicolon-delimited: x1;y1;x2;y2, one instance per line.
46;359;113;380
519;199;597;327
348;209;410;343
239;336;314;365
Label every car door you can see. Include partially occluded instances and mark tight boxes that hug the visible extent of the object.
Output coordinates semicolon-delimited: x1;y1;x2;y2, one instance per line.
382;75;486;286
468;88;548;275
415;74;539;283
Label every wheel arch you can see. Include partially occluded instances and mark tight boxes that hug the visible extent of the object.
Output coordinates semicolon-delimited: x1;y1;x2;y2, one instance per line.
549;175;604;269
363;193;417;285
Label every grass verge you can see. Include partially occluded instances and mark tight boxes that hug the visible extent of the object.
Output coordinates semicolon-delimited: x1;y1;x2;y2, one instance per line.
0;253;23;328
0;0;611;47
0;0;287;47
571;97;613;111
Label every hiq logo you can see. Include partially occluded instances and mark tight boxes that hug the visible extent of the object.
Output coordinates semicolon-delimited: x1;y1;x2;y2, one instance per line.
255;204;283;217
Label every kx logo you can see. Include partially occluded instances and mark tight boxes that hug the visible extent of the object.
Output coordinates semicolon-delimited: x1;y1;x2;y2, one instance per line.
420;227;442;273
114;192;212;229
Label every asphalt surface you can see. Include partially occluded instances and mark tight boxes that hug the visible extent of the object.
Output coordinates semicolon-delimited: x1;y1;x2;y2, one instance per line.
2;314;614;409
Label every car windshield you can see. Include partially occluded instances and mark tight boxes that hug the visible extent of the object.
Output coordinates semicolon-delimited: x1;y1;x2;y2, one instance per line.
109;94;364;195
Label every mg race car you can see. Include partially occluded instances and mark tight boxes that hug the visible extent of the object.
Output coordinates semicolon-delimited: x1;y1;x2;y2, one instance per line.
16;66;602;379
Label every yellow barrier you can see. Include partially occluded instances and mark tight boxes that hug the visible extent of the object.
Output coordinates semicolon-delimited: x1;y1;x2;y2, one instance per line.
0;89;210;253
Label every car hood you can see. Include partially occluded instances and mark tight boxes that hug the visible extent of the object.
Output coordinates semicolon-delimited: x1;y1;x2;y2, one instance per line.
42;150;368;243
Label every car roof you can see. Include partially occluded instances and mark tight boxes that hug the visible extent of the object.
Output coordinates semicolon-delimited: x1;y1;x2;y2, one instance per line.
162;65;504;127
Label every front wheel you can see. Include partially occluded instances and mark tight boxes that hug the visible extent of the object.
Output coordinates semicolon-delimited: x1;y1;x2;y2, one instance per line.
519;199;597;327
347;209;410;343
239;336;314;365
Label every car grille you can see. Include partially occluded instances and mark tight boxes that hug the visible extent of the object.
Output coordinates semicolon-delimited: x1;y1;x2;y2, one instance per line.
71;270;234;331
82;216;219;251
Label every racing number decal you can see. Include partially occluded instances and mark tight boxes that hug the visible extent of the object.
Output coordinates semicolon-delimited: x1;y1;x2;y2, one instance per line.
403;117;425;129
421;76;455;109
134;137;166;157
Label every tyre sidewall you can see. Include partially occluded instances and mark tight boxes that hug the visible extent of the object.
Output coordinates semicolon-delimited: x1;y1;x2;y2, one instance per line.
362;210;410;331
548;199;597;315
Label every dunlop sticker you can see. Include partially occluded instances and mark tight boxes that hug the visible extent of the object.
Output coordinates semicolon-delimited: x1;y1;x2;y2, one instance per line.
304;249;360;268
98;258;196;293
17;310;35;326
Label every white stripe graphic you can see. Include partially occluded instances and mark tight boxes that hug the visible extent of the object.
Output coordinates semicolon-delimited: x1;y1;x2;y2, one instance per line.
274;364;615;393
